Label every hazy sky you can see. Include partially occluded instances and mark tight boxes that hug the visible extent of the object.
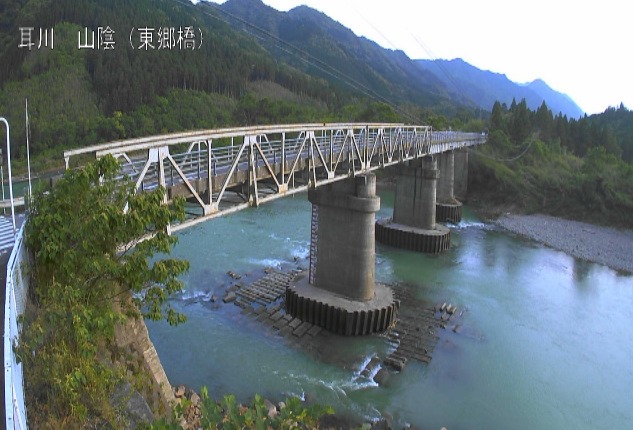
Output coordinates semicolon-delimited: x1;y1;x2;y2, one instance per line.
201;0;630;115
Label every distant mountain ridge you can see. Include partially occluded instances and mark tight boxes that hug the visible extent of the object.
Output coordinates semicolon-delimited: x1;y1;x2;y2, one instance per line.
217;0;584;118
217;0;455;114
415;59;584;118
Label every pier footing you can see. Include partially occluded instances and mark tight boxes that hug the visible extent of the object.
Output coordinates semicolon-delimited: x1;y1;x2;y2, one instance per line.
435;200;463;223
375;219;451;254
286;273;398;336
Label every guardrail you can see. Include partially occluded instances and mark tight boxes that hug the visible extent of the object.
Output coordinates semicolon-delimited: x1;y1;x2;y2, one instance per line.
4;223;29;429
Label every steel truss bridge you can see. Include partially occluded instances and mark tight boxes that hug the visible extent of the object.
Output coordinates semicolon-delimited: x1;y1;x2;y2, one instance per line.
64;123;486;232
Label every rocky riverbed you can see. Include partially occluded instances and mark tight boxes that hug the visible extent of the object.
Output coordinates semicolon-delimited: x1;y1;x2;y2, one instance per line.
495;213;633;274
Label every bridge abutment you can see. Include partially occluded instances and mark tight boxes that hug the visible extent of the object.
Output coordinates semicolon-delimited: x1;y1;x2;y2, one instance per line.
286;173;398;335
375;157;451;253
436;151;463;223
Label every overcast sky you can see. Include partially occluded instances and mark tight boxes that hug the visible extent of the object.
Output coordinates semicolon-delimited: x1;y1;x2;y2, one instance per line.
201;0;630;115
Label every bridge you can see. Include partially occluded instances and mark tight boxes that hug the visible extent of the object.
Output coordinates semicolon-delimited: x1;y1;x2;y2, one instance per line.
64;123;484;232
63;122;485;335
5;122;484;428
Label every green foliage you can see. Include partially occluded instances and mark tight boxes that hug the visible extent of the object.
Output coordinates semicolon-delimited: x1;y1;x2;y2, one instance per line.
16;156;189;427
150;388;334;430
471;100;633;228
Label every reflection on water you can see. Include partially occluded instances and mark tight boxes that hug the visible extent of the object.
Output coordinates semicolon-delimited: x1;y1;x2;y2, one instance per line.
147;192;633;429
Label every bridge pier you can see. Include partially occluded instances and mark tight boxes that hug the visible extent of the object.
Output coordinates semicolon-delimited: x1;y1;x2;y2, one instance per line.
286;173;398;335
375;157;451;253
454;148;469;201
435;151;463;223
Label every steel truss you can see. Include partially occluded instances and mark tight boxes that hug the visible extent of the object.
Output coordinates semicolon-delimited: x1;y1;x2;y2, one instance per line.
64;123;486;232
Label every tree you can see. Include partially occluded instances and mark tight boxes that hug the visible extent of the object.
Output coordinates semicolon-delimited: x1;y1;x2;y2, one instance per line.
490;101;505;132
509;98;531;144
17;155;189;427
534;100;554;141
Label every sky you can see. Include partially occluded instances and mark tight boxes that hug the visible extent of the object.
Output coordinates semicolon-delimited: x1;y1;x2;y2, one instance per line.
200;0;631;115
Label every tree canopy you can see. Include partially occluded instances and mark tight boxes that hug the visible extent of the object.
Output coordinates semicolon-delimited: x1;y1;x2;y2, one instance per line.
17;155;189;427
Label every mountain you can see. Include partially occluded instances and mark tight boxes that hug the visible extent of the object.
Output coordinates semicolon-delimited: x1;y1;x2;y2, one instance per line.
525;79;583;118
415;58;584;118
1;0;589;165
0;0;355;157
215;0;457;116
216;0;584;119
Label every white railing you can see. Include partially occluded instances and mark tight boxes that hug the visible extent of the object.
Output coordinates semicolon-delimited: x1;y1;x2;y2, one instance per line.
4;222;29;429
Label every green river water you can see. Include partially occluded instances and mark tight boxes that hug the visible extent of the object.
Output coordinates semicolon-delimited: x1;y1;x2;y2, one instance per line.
146;190;633;429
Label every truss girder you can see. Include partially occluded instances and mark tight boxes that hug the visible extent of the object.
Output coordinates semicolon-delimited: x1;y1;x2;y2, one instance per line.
64;123;486;232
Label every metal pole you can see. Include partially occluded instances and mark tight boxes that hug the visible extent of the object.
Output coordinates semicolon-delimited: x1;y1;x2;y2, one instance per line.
25;98;32;198
0;117;17;237
1;165;5;216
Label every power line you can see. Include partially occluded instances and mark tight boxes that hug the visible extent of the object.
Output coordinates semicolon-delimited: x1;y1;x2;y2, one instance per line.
468;138;535;162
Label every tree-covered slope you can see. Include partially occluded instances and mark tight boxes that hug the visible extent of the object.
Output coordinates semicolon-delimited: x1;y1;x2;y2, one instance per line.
470;100;633;228
216;0;455;114
0;0;342;165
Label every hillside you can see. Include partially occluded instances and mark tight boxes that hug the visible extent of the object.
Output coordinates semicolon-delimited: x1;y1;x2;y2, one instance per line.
215;0;458;114
469;100;633;228
215;0;584;120
0;0;359;168
0;0;611;177
587;103;633;162
416;58;584;118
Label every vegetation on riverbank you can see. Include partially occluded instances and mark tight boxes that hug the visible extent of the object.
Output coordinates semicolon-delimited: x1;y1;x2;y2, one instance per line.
14;156;335;429
15;156;189;428
469;100;633;229
150;389;334;430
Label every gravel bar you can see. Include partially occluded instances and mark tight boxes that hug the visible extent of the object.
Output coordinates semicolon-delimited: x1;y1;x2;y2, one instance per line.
495;214;633;274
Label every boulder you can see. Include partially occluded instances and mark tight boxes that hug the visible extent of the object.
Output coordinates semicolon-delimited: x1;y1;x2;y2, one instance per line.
373;368;391;386
174;385;186;398
111;382;154;430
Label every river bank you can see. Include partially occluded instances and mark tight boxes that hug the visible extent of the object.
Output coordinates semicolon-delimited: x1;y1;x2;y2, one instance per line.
494;213;633;274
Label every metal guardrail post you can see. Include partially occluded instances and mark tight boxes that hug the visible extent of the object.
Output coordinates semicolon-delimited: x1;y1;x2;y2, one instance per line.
0;117;16;237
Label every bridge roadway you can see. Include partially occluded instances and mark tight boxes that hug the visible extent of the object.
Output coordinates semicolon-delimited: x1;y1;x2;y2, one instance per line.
64;123;486;232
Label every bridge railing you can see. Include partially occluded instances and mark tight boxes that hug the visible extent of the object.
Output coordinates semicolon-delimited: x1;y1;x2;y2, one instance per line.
4;222;29;430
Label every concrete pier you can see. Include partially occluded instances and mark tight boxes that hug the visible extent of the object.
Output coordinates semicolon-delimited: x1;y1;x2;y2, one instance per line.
436;151;463;223
454;149;469;201
286;173;398;335
376;157;451;254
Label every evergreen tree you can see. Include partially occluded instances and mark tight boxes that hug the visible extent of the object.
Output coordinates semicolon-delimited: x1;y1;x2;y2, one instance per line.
535;100;554;141
509;98;531;144
490;101;505;132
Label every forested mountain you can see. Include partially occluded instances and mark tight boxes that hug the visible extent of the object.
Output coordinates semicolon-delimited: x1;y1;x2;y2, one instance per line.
0;0;352;164
215;0;585;119
215;0;456;114
416;58;584;118
0;0;628;179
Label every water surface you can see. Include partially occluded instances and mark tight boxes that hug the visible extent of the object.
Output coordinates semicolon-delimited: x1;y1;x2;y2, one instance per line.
147;191;633;429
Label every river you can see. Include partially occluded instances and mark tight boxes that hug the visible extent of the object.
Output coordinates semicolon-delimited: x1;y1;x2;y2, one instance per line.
146;190;633;429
